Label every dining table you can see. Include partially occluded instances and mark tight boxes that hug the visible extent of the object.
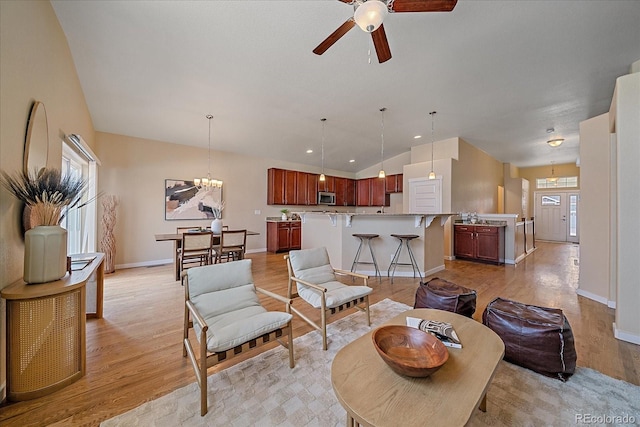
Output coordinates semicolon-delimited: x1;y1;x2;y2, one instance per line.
155;230;260;280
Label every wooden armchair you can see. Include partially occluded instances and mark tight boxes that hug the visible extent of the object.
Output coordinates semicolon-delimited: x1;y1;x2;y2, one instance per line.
285;247;372;350
183;259;294;416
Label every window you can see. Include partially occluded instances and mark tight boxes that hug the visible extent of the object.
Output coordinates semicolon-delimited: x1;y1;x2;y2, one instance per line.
62;135;100;254
541;195;561;206
536;176;578;189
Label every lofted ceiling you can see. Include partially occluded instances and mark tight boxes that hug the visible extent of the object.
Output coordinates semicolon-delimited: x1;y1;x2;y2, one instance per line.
51;0;640;173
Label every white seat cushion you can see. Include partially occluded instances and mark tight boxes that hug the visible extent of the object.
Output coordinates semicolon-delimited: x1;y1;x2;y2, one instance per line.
289;247;372;309
297;280;372;309
194;304;292;353
188;260;293;353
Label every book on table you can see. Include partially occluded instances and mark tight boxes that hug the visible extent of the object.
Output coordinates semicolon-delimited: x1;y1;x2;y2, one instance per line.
406;317;462;348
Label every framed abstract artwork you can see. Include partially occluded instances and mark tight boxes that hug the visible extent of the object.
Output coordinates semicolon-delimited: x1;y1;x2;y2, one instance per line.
165;179;223;221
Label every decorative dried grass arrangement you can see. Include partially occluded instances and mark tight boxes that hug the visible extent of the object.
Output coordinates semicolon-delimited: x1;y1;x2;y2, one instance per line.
101;195;118;273
0;168;88;227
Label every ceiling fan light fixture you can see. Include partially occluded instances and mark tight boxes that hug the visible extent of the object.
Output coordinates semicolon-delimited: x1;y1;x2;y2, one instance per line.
354;0;388;33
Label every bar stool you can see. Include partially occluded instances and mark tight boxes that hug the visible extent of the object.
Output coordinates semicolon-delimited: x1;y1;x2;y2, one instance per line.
388;234;423;284
351;234;381;282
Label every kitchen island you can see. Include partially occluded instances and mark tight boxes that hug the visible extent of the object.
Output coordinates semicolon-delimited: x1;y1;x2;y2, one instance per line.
296;212;454;279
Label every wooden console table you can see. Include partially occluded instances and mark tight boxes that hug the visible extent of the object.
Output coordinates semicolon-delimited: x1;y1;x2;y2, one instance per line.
1;253;104;401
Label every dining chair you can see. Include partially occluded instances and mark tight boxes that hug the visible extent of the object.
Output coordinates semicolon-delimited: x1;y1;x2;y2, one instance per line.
214;229;247;263
180;231;214;283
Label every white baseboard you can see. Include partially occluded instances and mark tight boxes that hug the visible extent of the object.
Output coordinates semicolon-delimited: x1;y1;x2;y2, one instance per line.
576;288;609;305
613;323;640;345
444;255;455;261
425;264;445;276
116;258;174;270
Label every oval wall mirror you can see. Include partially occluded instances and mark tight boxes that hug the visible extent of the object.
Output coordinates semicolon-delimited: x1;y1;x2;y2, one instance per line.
24;101;49;174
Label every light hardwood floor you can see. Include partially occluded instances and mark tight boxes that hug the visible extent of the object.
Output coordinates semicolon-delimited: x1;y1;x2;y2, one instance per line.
1;242;638;426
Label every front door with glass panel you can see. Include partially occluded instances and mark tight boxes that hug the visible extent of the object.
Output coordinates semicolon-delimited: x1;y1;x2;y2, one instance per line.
534;191;579;243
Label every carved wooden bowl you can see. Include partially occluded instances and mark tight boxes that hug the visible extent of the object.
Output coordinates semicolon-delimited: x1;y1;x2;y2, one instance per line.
372;325;449;378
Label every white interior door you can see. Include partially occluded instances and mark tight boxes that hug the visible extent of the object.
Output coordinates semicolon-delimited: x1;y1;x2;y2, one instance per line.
409;177;442;214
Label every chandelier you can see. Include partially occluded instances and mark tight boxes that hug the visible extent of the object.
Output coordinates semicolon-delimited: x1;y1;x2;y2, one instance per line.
194;114;222;189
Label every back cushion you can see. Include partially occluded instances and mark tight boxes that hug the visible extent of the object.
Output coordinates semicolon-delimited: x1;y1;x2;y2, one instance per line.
289;247;336;284
188;259;254;298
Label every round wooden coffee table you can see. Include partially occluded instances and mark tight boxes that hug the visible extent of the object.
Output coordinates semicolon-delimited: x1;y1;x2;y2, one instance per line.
331;308;504;427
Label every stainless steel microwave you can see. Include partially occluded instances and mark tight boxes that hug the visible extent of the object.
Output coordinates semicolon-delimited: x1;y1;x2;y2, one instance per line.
318;191;336;205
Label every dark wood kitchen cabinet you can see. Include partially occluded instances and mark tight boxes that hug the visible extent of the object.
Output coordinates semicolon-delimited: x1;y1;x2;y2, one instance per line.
335;177;356;206
296;171;318;206
318;175;335;193
357;177;390;207
267;168;296;205
267;221;301;253
268;168;317;206
454;224;505;265
385;174;403;193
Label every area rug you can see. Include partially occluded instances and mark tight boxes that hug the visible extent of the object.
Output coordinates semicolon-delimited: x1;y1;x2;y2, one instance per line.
101;299;640;427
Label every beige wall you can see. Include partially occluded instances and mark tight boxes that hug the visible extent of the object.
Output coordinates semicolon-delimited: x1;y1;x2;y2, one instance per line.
451;139;503;214
614;72;640;343
577;113;611;303
0;0;95;400
95;132;365;266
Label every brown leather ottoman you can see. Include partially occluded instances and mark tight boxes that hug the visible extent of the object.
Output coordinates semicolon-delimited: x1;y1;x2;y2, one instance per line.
482;297;576;381
414;278;477;318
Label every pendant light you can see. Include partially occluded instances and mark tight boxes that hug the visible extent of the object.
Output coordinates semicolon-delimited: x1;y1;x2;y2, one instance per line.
194;114;222;189
319;118;327;182
378;107;386;179
548;161;558;183
428;111;436;180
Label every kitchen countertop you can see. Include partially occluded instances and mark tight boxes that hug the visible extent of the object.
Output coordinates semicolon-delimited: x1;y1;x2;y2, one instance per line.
266;217;301;222
454;221;507;227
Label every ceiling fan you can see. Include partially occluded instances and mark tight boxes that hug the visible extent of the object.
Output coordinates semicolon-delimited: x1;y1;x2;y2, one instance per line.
313;0;458;63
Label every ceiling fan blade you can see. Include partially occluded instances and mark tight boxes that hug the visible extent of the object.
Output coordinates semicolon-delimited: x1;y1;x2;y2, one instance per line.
390;0;457;13
371;24;392;63
313;18;356;55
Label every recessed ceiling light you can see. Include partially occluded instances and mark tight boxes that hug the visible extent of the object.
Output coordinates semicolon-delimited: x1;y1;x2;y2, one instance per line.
349;159;355;163
306;149;313;154
414;135;422;139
